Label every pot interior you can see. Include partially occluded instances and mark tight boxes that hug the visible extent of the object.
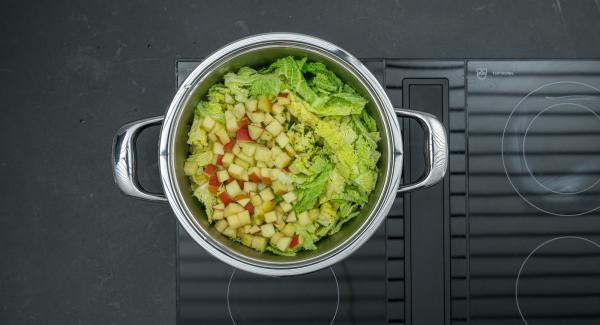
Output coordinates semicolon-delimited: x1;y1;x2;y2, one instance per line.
170;42;396;268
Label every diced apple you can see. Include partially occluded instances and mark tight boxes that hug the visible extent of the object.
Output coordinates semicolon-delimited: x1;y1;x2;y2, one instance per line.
276;236;292;251
260;131;273;141
214;128;230;144
224;93;234;104
264;211;278;223
245;99;258;112
272;103;284;115
250;193;262;207
232;143;241;155
271;181;287;195
212;142;224;155
237;198;250;207
271;145;283;157
282;223;296;237
240;142;257;156
227;164;245;180
233;157;250;169
248;124;263;140
211;209;224;220
233;103;246;119
248;112;265;123
222;152;235;167
260;223;275;238
275;133;289;148
202;116;216;131
237;210;251;226
260;168;272;179
249;225;261;234
257;95;272;112
224;202;245;217
208;131;218;142
265;120;283;136
298;211;311;225
214;203;225;210
277;95;290;105
285;211;297;222
241;234;253;247
215;220;228;232
274;114;286;124
223;227;236;238
261;200;276;214
225;111;238;133
259;187;275;201
280;201;293;213
236;152;254;164
226;214;241;229
225;180;242;197
273;152;292;169
217;170;230;183
282;191;297;203
284;144;295;156
256;161;267;168
251;236;267;251
270;232;283;246
254;146;272;162
244;182;257;192
264;113;274;124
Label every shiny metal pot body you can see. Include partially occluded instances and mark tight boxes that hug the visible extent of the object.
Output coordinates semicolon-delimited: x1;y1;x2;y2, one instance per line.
113;33;448;276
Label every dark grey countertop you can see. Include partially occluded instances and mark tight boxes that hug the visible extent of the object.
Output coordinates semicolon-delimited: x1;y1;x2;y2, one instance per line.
1;1;599;324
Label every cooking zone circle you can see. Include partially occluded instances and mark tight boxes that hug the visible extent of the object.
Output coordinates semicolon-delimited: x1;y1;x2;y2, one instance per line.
515;236;600;325
502;81;600;216
227;267;340;324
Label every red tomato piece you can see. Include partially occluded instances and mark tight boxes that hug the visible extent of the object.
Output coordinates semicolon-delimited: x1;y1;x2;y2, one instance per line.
216;154;224;166
236;128;252;142
290;235;300;248
208;175;219;187
248;172;261;183
204;164;216;175
224;140;236;152
219;192;232;205
228;176;234;183
208;185;218;194
244;203;254;214
238;116;250;129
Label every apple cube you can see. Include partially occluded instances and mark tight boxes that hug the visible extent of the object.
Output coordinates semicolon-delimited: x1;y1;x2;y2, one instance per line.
226;214;241;229
240;142;257;156
277;95;290;105
265;120;283;136
212;209;224;220
241;234;253;247
225;111;238;133
227;164;245;180
274;114;286;124
214;203;225;210
259;187;275;201
285;211;297;222
254;146;272;162
245;99;258;112
282;223;296;237
222;226;236;238
224;202;245;217
225;180;242;197
215;220;228;232
261;200;276;214
282;191;297;203
248;112;265;123
251;236;267;251
250;193;262;207
276;236;292;251
272;103;284;115
264;211;278;223
184;161;198;176
264;113;274;124
249;225;261;234
222;152;235;167
213;142;224;155
237;198;250;207
271;181;287;195
284;144;295;156
309;209;320;221
224;93;234;104
256;161;267;168
237;210;251;226
208;131;218;142
280;201;293;213
270;232;283;246
233;103;246;119
298;211;311;225
275;133;290;148
273;152;292;169
202;116;216;131
260;223;275;238
248;124;263;140
244;182;257;193
260;131;273;141
217;170;230;183
215;128;230;144
257;95;272;112
232;143;241;155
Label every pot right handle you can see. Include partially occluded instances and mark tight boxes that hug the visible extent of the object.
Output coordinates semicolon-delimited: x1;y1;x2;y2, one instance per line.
394;108;448;193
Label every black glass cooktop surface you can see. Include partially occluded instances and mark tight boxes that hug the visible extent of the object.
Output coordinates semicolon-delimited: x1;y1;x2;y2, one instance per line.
175;60;600;325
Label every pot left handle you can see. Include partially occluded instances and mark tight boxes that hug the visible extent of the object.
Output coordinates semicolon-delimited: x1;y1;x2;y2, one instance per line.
112;116;168;202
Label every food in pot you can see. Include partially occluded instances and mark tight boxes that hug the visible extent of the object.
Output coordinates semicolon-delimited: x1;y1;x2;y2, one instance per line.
184;56;381;256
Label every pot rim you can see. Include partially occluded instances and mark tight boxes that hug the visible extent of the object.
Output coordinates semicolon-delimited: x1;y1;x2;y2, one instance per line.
159;33;403;276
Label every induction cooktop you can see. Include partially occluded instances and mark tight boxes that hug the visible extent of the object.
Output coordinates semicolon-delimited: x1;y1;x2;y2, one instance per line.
174;60;600;325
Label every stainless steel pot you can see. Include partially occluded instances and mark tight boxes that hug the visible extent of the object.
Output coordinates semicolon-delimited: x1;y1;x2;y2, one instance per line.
112;33;448;276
